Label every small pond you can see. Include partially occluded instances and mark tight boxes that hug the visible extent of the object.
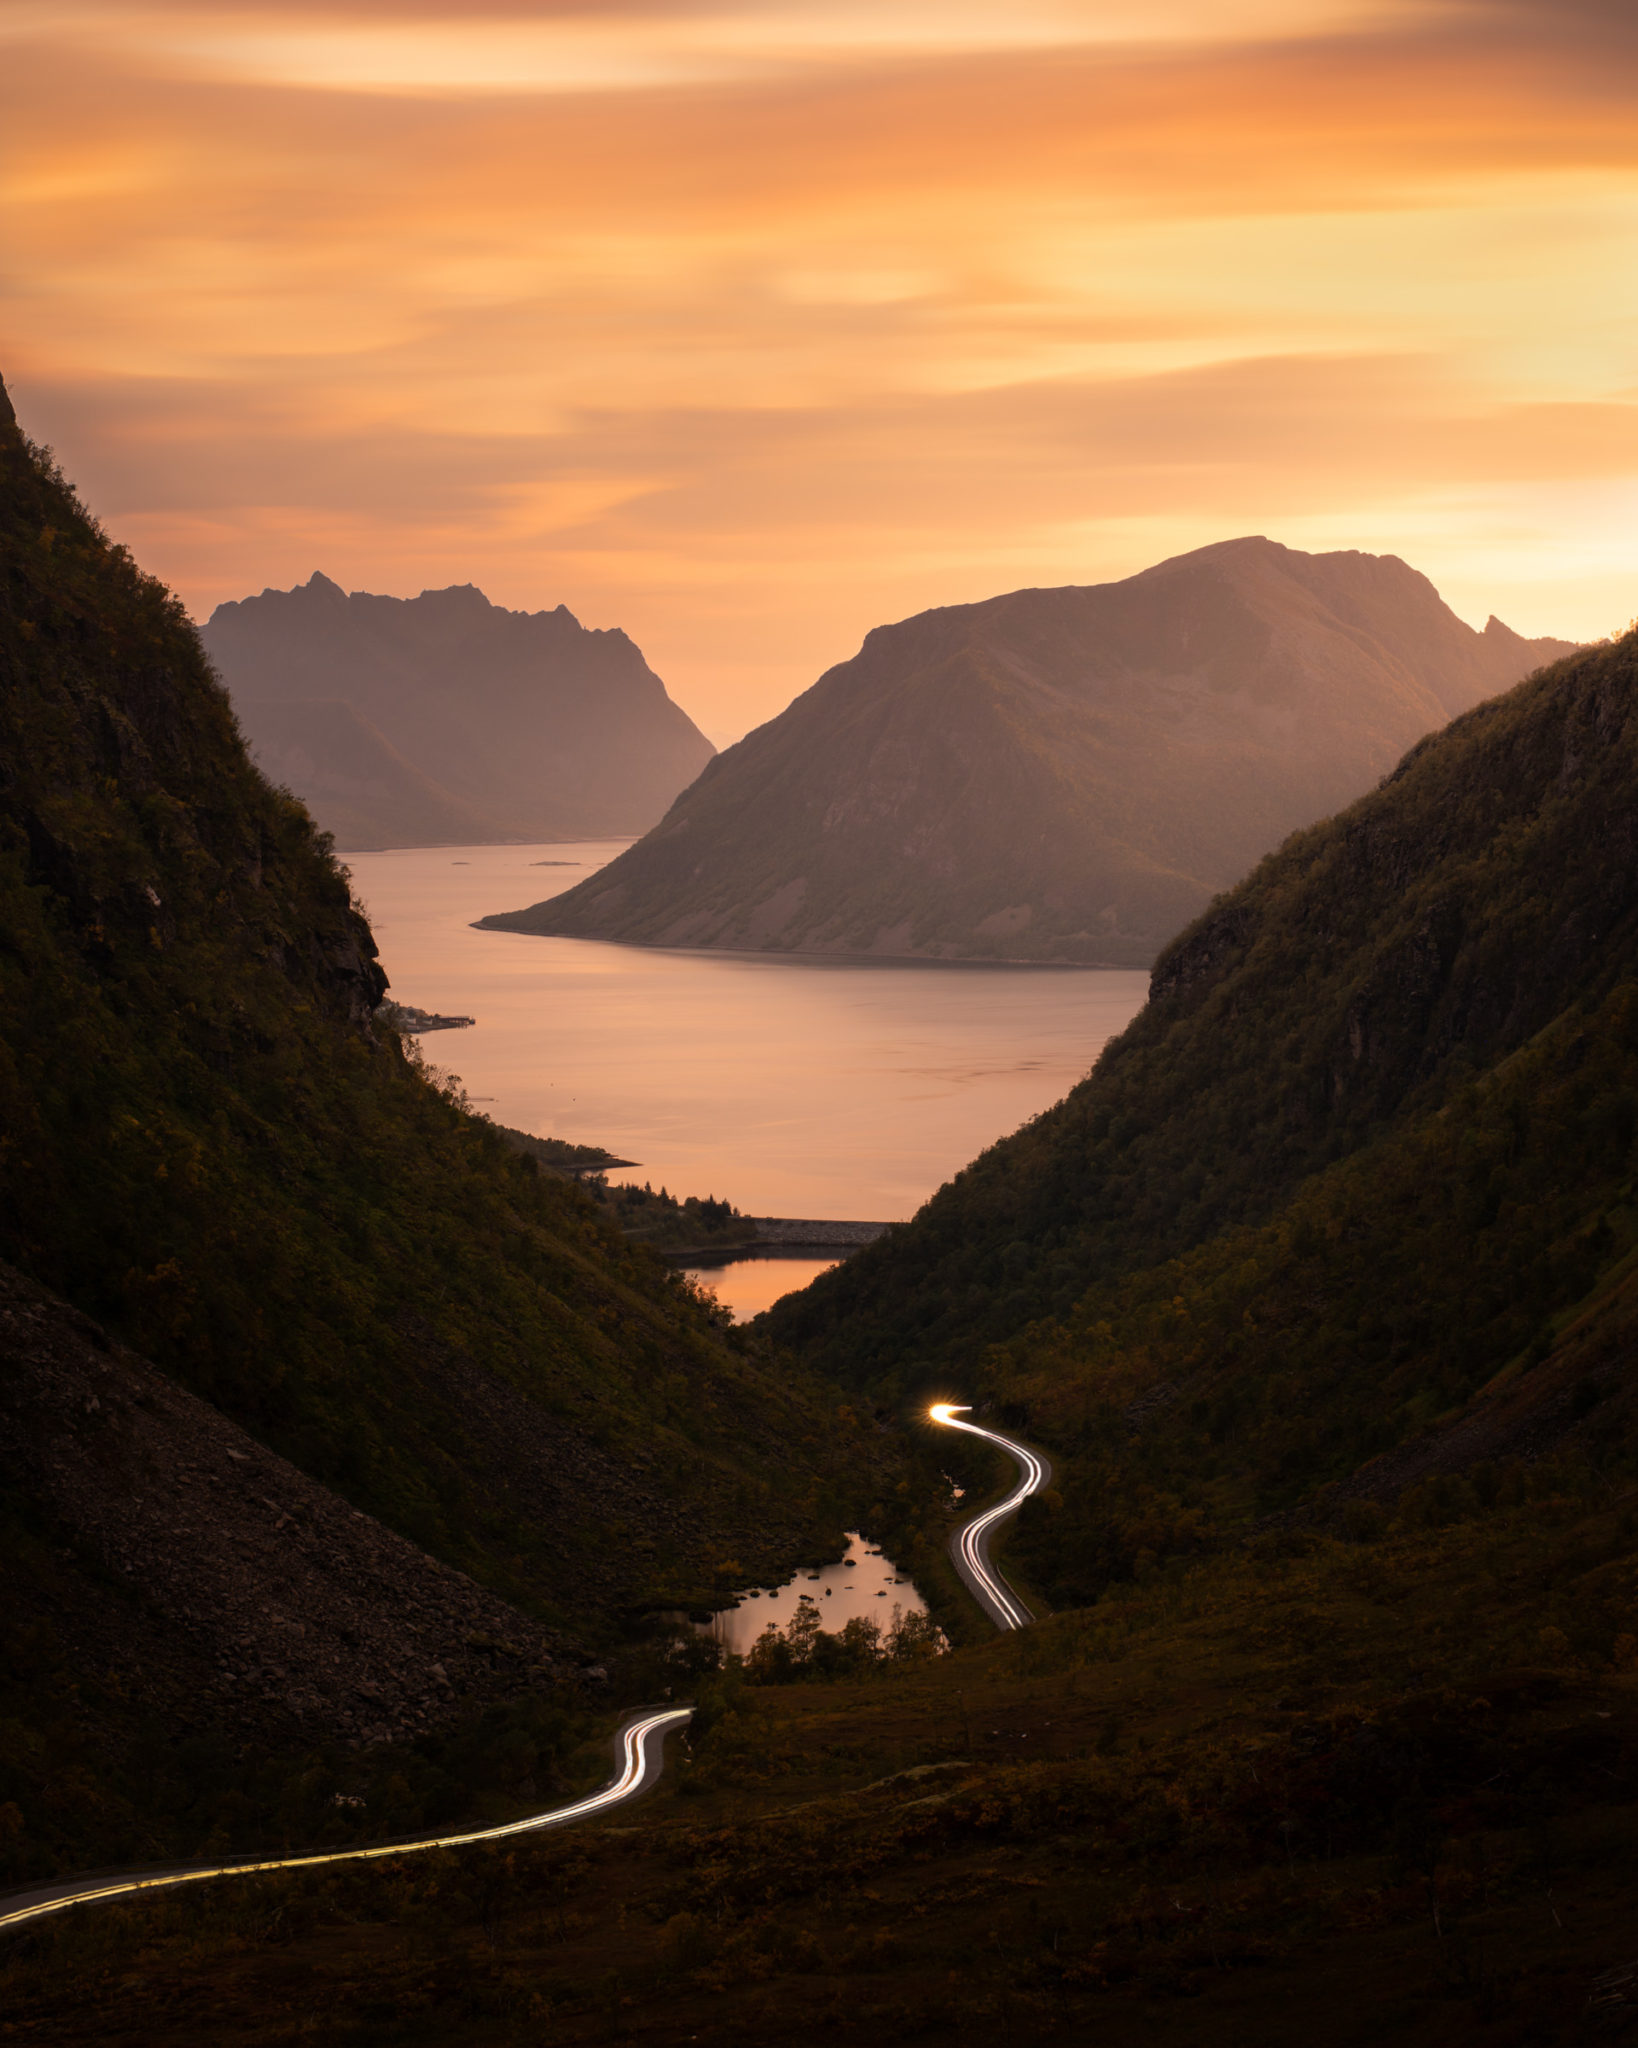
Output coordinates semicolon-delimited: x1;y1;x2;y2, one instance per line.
681;1253;839;1323
705;1532;928;1656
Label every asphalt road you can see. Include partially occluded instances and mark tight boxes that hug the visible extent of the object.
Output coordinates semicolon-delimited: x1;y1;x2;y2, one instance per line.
0;1704;691;1936
930;1403;1052;1629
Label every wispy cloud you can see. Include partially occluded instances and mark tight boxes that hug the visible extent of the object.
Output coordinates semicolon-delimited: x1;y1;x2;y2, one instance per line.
2;0;1634;736
8;3;1435;96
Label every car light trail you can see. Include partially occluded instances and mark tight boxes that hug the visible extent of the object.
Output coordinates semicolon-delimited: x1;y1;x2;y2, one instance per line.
0;1705;691;1936
929;1403;1050;1630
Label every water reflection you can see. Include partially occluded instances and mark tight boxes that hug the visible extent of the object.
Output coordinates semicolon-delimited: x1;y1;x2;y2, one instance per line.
683;1254;839;1322
705;1532;925;1656
343;842;1147;1221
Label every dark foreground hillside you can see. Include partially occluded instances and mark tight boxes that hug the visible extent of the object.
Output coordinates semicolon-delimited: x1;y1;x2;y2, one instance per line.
0;379;885;1880
10;1426;1638;2044
488;538;1572;964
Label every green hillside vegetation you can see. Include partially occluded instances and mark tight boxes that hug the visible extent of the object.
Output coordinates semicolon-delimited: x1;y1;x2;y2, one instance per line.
493;1128;758;1252
597;1182;758;1253
767;626;1638;1613
775;631;1638;1371
492;1125;634;1176
0;381;886;1721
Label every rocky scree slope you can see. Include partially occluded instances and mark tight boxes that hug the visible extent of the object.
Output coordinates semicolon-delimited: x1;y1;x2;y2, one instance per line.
486;538;1572;964
0;378;878;1691
2;1259;582;1789
203;571;715;848
767;631;1638;1603
0;1257;622;1892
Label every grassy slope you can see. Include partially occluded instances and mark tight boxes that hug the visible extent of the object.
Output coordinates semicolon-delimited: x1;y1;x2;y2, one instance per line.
0;385;883;1632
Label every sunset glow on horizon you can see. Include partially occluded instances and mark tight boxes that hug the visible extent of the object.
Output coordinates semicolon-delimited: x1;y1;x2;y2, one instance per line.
3;0;1636;740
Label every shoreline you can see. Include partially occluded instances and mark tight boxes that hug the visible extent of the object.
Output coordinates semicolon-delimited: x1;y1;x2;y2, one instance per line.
663;1219;892;1263
470;923;1151;972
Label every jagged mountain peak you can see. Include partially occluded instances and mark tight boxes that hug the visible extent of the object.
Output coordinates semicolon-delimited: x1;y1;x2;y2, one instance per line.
203;571;713;847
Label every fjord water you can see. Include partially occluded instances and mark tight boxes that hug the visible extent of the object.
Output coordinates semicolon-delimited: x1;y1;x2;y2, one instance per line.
345;842;1148;1222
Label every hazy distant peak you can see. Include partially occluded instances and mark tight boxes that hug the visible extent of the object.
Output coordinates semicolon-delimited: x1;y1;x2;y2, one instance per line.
1134;534;1426;590
413;580;493;611
202;568;714;846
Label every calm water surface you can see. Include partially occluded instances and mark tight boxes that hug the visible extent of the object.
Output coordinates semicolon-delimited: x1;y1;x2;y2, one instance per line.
707;1532;927;1656
682;1255;841;1323
345;841;1148;1221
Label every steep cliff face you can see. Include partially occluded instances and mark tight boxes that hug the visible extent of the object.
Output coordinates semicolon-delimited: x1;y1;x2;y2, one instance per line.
0;558;384;1035
483;538;1574;963
204;572;715;847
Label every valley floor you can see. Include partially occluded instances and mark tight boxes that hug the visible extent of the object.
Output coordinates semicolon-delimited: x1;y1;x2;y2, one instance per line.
7;1487;1637;2044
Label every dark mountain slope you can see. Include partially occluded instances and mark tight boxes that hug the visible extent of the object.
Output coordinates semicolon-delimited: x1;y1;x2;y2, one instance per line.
0;378;875;1677
768;628;1638;1383
203;571;715;847
764;626;1638;1619
0;1257;596;1887
484;539;1573;964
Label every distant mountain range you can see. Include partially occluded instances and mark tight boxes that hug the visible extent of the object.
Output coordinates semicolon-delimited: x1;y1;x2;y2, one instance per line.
202;574;715;849
480;539;1575;964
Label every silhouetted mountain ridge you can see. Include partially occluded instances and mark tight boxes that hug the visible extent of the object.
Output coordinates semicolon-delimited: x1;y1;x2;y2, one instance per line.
482;538;1574;963
204;571;714;848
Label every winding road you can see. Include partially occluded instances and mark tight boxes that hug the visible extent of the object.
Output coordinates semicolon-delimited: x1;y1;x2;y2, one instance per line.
3;1403;1045;1936
0;1705;690;1936
929;1402;1052;1629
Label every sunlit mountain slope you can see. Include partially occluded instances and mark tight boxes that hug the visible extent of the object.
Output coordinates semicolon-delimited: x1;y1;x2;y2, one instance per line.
485;539;1573;963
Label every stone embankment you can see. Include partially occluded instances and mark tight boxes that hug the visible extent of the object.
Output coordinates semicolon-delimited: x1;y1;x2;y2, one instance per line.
0;1261;586;1756
752;1219;891;1248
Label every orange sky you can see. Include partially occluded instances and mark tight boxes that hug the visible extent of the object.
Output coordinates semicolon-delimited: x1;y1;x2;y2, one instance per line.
3;0;1636;740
